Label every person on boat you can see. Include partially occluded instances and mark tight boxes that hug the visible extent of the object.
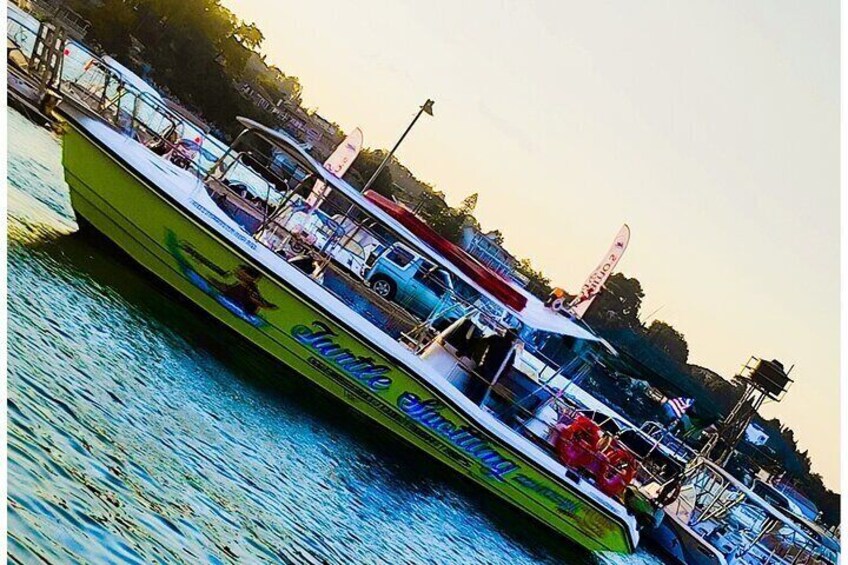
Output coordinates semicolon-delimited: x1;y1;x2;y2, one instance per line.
465;327;520;404
212;265;277;316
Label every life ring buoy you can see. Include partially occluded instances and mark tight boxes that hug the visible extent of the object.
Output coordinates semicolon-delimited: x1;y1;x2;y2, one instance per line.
595;446;638;498
554;415;602;469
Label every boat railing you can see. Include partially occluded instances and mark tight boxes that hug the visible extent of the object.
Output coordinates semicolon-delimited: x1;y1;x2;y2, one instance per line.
204;139;475;313
58;56;222;180
206;153;450;340
665;457;833;564
640;420;697;462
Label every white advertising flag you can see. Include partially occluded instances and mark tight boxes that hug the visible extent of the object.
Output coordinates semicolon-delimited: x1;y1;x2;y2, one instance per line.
569;224;631;319
307;128;363;208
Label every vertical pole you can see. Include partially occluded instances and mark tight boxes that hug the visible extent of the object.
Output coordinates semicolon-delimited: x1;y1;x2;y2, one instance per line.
361;100;432;193
205;128;249;183
479;343;519;409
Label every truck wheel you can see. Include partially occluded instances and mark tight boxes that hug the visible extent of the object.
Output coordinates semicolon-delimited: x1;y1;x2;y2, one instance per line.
371;276;396;300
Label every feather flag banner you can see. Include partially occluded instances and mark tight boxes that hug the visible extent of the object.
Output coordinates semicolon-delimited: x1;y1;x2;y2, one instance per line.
569;224;630;319
306;127;363;208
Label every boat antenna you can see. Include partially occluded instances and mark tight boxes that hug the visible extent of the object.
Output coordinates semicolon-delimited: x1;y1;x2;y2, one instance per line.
641;305;664;325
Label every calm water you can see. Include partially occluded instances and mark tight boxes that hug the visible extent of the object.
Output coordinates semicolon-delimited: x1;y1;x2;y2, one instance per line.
6;108;665;564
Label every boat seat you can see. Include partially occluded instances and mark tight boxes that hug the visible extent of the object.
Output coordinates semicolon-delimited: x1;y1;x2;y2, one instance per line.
420;338;477;391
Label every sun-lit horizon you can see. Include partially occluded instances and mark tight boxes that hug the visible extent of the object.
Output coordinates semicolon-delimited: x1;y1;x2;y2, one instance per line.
223;0;840;489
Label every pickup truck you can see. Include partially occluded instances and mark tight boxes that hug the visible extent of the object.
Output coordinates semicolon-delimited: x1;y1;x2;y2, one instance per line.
364;242;464;325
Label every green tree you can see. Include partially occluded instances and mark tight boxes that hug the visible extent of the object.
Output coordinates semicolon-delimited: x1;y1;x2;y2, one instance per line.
233;22;264;51
583;273;644;331
348;149;394;198
516;258;552;299
76;0;136;58
458;192;478;215
645;320;689;365
278;75;303;104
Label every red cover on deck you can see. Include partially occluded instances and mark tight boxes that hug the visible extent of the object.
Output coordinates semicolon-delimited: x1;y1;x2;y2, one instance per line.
364;190;527;311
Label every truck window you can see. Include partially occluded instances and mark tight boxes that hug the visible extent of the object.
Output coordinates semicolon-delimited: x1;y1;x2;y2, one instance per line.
415;266;450;297
385;245;414;267
435;270;452;293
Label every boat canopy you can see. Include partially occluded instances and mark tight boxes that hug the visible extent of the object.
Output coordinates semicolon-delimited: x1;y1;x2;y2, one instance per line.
234;116;601;342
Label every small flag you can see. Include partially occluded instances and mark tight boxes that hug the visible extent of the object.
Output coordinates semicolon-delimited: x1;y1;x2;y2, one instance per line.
665;397;694;419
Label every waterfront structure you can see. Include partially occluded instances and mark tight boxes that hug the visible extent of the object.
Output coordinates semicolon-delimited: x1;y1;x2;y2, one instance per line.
459;226;529;287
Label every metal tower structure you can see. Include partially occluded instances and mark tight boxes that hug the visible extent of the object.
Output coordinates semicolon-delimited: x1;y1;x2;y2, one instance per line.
703;357;793;466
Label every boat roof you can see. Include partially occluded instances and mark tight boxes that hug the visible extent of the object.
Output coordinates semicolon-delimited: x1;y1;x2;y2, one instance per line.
235;117;601;342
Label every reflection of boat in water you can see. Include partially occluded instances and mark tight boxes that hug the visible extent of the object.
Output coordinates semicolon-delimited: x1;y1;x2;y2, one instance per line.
52;63;677;553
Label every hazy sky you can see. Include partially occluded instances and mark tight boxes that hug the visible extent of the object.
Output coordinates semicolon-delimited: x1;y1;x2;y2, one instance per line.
223;0;840;489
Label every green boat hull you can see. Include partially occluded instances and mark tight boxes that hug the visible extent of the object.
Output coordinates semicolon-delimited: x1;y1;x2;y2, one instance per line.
59;121;636;554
